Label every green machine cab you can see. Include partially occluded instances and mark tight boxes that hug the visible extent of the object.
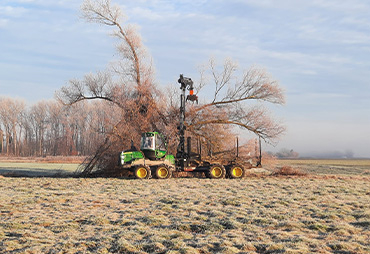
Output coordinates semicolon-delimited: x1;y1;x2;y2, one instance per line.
120;132;175;179
140;132;167;160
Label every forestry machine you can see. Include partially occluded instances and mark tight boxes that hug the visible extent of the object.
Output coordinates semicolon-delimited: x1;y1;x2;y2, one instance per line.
119;74;251;179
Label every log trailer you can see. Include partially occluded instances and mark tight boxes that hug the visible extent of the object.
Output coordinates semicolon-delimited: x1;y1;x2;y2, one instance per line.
119;75;252;179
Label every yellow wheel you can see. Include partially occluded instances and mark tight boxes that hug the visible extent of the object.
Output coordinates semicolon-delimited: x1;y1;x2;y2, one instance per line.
207;164;226;179
228;164;245;179
137;168;147;178
155;164;172;179
212;167;222;177
134;165;151;179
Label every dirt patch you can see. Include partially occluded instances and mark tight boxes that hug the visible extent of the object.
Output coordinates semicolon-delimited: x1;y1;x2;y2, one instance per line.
272;166;307;176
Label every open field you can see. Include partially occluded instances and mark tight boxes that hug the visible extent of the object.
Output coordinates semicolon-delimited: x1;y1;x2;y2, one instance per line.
1;176;369;253
0;156;86;164
0;159;370;253
0;162;80;177
0;156;84;177
276;159;370;176
1;158;369;177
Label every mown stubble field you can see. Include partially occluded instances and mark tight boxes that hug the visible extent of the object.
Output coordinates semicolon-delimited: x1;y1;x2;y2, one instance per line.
1;165;370;253
276;159;370;176
0;161;370;253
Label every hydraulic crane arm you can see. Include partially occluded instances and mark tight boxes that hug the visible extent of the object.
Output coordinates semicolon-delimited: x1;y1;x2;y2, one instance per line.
177;74;198;170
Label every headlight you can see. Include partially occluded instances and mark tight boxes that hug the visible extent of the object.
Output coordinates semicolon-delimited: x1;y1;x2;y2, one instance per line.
120;152;125;164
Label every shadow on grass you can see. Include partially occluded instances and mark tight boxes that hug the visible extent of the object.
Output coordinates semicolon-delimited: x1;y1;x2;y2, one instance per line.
0;166;313;180
0;168;78;178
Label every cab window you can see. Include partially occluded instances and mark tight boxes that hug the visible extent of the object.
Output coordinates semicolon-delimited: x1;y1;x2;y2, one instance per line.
141;136;155;150
155;135;166;150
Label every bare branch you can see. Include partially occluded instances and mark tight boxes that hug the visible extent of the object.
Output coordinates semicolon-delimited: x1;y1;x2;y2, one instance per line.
187;58;286;144
81;0;142;87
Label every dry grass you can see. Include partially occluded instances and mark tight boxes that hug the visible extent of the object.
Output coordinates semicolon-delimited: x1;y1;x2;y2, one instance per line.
0;162;79;177
272;166;307;176
0;156;86;164
276;159;370;175
1;176;370;253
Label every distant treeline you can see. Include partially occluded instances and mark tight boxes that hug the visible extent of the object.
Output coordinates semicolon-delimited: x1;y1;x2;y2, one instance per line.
0;97;117;157
268;148;299;159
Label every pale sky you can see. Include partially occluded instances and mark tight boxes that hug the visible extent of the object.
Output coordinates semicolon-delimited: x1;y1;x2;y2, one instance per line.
1;0;369;157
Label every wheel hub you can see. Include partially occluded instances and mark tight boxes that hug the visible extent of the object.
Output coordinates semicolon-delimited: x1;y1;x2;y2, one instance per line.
137;168;147;178
232;167;243;177
211;167;222;177
158;167;168;178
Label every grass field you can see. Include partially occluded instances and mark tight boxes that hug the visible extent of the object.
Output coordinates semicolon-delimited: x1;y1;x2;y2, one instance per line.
276;159;370;176
0;160;370;253
0;162;80;177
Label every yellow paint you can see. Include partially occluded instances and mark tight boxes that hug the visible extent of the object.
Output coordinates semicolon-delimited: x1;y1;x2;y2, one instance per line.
157;167;168;178
137;167;147;178
211;167;222;177
232;167;243;177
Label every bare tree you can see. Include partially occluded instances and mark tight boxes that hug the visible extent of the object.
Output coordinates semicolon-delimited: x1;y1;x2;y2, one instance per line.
0;128;3;153
0;97;26;156
57;0;157;107
161;59;285;163
54;1;286;175
0;96;124;158
56;0;164;175
187;58;285;145
29;101;50;156
46;101;64;156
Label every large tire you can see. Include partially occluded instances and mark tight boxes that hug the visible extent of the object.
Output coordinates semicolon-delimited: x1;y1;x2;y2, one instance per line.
227;164;245;179
134;165;151;179
154;164;172;179
206;164;226;179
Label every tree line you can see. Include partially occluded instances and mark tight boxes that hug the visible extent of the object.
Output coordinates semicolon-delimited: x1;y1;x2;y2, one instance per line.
0;97;119;157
